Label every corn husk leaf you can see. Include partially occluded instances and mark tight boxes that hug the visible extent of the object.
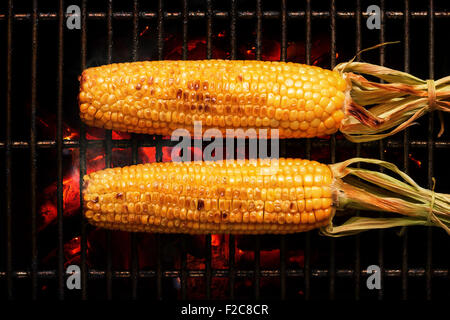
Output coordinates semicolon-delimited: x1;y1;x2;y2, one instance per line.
321;158;450;237
334;45;450;142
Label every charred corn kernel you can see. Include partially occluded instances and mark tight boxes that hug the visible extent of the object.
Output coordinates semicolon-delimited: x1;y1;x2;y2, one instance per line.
79;60;347;138
82;158;335;234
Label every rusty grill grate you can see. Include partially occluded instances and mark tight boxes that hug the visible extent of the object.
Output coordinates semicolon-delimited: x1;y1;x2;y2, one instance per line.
1;0;449;301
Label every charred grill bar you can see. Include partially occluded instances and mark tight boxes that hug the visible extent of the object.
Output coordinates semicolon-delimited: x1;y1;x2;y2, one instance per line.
1;1;449;301
2;10;450;20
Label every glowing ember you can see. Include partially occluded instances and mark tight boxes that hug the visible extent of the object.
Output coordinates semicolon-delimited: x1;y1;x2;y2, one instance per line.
288;251;305;267
246;46;256;56
211;234;221;247
89;155;104;162
164;35;228;60
140;147;156;163
66;237;81;257
39;170;80;230
87;151;106;173
38;140;108;230
112;130;131;140
62;176;80;210
64;236;88;267
162;146;173;162
42;236;89;268
85;127;105;140
39;202;58;231
139;25;150;37
38;118;50;128
64;128;79;140
409;153;422;167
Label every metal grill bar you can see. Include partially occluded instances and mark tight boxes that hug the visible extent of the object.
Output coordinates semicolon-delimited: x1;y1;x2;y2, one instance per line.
2;10;450;20
230;0;237;60
79;0;88;300
2;268;447;279
180;0;188;301
229;0;237;300
329;0;336;301
280;0;287;61
130;233;138;299
206;0;212;58
156;234;162;300
304;0;312;301
180;235;187;299
105;0;113;301
354;0;362;301
155;0;164;301
402;0;410;301
30;0;38;300
253;0;263;300
378;0;386;301
2;139;450;149
105;0;113;166
182;0;188;60
329;1;336;160
255;0;262;59
279;0;287;301
5;0;13;301
426;0;435;301
56;0;65;300
130;0;140;300
254;237;260;299
228;235;235;299
279;236;286;299
204;0;213;300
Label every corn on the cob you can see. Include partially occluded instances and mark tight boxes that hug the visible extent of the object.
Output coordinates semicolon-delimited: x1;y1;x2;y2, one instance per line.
82;158;450;236
79;60;347;139
79;59;450;142
83;158;334;234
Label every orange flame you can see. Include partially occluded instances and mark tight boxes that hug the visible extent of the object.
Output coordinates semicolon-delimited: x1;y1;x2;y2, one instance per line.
64;127;79;140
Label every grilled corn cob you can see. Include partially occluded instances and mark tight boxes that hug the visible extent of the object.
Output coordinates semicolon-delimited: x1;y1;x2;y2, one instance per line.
79;59;450;142
82;158;450;236
83;158;334;234
79;60;347;139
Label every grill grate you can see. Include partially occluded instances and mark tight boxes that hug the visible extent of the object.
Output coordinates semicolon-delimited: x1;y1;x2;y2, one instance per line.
1;0;449;301
2;10;450;20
